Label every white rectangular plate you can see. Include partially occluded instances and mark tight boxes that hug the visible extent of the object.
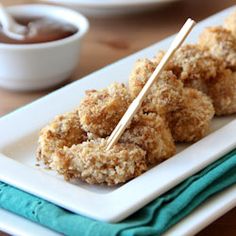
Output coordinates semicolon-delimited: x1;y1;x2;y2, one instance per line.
0;6;236;224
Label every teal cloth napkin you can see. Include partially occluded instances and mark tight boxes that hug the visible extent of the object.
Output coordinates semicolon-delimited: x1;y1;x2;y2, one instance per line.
1;149;236;236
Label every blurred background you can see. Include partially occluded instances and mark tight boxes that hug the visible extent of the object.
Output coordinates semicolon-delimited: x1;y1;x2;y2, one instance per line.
0;0;236;235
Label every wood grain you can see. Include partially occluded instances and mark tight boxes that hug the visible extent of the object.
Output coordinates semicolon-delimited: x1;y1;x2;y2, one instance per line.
0;0;235;235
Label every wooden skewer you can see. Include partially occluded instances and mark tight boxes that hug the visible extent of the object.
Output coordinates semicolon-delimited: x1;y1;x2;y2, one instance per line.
106;18;196;151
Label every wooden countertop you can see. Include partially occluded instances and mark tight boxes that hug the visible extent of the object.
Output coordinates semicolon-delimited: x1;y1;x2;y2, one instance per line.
0;0;235;235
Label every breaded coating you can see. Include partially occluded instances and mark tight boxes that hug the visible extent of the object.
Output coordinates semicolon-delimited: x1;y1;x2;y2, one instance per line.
183;78;208;95
129;58;184;115
172;44;222;81
154;46;236;116
152;50;166;66
37;111;87;165
129;58;155;98
225;10;236;38
168;88;215;142
198;26;236;70
121;113;176;166
50;139;147;186
207;70;236;115
78;83;130;137
153;45;222;93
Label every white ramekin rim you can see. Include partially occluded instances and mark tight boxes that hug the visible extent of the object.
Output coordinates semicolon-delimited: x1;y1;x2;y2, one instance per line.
0;4;89;50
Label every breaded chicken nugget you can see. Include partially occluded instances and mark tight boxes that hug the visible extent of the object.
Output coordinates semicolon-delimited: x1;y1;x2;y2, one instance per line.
153;45;222;93
37;111;87;165
154;45;221;81
207;70;236;115
224;10;236;38
168;88;215;142
121;112;176;166
129;58;184;115
51;139;147;186
198;26;236;70
78;83;130;137
154;45;236;116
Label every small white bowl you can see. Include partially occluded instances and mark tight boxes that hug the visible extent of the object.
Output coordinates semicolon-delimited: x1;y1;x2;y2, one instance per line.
0;4;89;91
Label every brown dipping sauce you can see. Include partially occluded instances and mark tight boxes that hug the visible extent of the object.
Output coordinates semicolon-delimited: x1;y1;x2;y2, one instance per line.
0;17;78;44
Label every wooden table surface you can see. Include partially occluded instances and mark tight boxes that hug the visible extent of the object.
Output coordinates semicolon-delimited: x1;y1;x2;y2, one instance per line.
0;0;236;235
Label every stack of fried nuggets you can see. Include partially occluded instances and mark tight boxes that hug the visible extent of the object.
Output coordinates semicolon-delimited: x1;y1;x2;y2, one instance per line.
37;10;236;186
